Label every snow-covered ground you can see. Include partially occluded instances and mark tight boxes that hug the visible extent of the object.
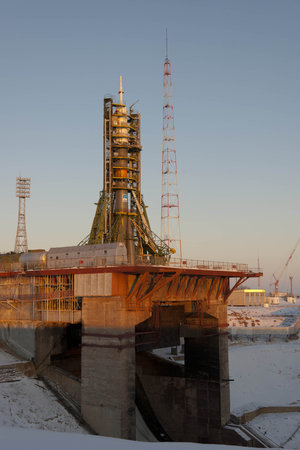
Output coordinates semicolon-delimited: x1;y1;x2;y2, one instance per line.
246;412;300;449
0;346;21;365
229;340;300;414
0;347;267;450
228;305;300;328
0;427;272;450
0;345;155;441
0;346;86;433
229;340;300;449
1;338;299;449
0;376;87;432
154;340;300;414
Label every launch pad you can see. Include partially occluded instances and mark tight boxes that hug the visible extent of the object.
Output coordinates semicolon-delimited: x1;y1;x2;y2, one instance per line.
0;260;261;444
0;79;262;445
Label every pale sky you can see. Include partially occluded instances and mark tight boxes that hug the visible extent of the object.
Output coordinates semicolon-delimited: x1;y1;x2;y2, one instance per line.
1;0;300;293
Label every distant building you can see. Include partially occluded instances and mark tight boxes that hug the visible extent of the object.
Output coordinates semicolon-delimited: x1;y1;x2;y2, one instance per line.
228;289;265;307
265;295;296;305
265;296;280;305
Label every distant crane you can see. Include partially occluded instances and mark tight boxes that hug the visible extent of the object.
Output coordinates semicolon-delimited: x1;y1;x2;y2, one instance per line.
272;238;300;294
289;276;294;297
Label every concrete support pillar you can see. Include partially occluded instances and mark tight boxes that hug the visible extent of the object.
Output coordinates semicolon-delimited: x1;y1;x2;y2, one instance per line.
81;294;149;439
184;327;230;439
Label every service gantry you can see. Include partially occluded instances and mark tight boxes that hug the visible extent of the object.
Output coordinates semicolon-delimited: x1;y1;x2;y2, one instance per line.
87;77;170;263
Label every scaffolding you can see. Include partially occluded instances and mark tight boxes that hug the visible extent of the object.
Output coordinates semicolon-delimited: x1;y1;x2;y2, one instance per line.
0;274;81;323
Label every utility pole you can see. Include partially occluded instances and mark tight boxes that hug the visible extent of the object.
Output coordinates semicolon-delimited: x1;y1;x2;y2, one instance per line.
15;177;31;253
161;32;182;260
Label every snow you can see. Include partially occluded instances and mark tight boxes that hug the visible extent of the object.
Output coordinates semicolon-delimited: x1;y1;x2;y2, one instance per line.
229;340;300;415
0;375;87;432
246;413;300;449
136;408;157;442
286;428;300;449
153;340;300;415
228;305;300;328
0;346;269;450
229;340;300;448
0;347;22;365
0;344;86;433
0;427;271;450
152;347;184;365
1;338;298;449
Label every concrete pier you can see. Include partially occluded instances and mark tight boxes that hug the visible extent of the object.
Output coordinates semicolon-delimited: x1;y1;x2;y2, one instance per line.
0;264;261;444
183;328;230;439
81;295;149;439
78;270;232;441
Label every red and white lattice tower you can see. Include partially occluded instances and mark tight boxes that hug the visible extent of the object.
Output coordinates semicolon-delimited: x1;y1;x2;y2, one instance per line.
161;37;182;260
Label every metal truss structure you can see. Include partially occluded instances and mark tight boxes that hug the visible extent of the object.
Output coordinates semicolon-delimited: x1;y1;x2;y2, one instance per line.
0;273;80;322
87;78;171;262
14;177;31;253
161;38;182;260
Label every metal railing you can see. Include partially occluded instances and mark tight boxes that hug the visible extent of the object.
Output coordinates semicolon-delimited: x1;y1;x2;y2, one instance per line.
0;256;256;273
135;256;251;272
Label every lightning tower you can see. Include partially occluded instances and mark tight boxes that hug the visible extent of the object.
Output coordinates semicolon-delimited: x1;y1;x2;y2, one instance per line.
14;177;31;253
161;34;182;260
87;77;171;263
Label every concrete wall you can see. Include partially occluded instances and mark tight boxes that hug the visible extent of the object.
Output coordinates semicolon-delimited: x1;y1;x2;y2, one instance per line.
41;365;81;408
0;321;36;360
229;323;299;340
0;301;36;321
136;348;247;446
231;405;300;425
0;276;33;298
74;273;113;297
39;311;81;323
81;295;149;439
0;321;69;370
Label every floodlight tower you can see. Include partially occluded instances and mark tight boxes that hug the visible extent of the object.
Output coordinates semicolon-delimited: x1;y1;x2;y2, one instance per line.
14;177;31;253
161;34;182;260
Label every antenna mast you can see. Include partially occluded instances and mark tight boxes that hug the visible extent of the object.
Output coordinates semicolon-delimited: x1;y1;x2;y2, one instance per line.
161;33;182;260
15;177;31;253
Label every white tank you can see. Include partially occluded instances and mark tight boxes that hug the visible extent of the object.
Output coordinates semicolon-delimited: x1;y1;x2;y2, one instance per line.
19;251;47;266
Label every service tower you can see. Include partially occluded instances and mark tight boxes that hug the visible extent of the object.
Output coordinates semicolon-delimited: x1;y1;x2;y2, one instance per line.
88;77;170;263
